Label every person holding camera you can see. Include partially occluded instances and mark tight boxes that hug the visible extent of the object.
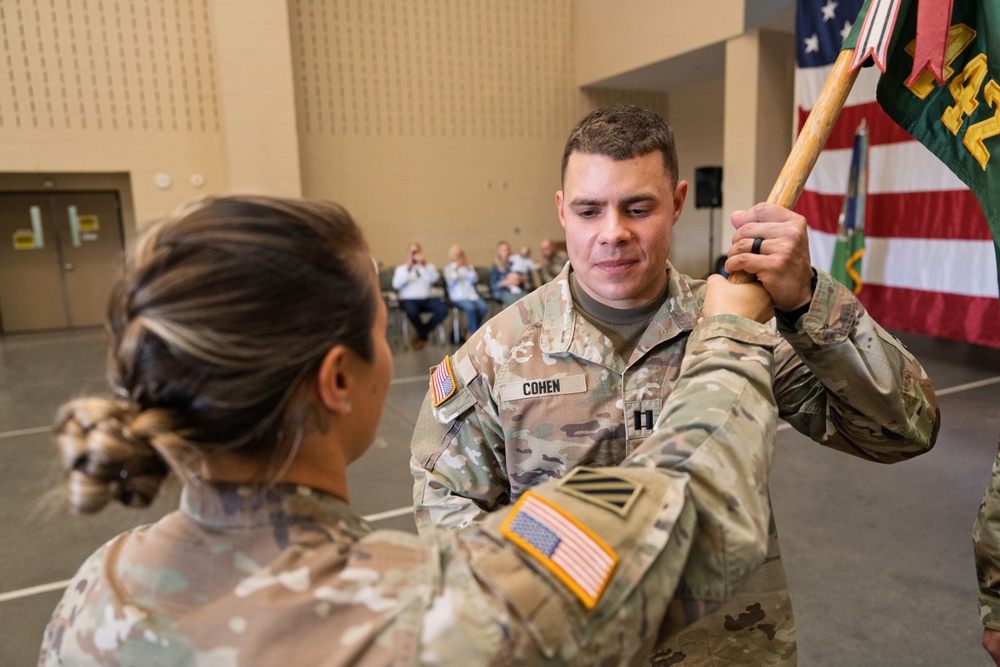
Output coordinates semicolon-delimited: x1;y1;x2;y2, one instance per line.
444;244;488;339
391;242;449;350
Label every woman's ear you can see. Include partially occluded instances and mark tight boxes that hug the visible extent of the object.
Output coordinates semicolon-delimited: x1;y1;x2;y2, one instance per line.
316;345;353;416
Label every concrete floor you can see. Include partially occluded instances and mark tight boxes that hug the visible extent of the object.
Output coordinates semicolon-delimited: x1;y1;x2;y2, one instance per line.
3;321;999;665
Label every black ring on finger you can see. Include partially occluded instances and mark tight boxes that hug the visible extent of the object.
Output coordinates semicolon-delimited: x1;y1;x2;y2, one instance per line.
751;237;764;255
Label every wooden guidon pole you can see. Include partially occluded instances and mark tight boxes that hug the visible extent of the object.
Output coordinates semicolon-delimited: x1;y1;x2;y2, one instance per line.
727;49;862;284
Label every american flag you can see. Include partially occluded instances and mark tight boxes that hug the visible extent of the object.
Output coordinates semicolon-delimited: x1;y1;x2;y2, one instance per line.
502;492;616;609
430;356;455;406
796;0;1000;347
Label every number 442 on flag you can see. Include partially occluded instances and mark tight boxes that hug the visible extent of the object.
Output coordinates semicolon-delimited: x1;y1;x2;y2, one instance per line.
846;0;1000;289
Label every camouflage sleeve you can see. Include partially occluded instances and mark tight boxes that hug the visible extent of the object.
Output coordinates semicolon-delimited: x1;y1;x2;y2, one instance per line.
39;543;108;666
410;353;510;534
772;269;939;462
419;314;780;663
626;313;779;605
974;436;1000;629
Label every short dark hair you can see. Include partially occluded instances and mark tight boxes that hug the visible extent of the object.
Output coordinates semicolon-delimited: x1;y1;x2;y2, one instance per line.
561;104;679;187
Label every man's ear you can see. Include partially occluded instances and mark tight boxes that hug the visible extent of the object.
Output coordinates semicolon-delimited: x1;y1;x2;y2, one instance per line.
672;180;689;225
316;345;353;416
556;190;567;230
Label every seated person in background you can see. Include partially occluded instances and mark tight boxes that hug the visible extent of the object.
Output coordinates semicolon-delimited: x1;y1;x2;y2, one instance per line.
509;245;539;291
443;244;488;340
539;237;569;283
41;194;781;666
391;241;448;350
489;241;525;308
410;104;940;666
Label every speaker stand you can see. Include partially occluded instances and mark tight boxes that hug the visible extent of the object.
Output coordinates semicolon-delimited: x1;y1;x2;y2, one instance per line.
707;207;717;276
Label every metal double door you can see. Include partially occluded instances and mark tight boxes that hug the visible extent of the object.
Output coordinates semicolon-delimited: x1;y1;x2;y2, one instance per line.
0;191;124;332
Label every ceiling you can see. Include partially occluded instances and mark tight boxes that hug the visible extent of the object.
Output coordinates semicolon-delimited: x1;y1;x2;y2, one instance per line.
584;0;795;92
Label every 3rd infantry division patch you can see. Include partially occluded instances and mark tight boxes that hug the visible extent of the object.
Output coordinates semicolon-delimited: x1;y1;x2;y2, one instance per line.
556;467;644;517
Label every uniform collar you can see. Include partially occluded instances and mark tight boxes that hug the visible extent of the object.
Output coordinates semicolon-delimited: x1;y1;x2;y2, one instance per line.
539;262;700;364
180;481;372;535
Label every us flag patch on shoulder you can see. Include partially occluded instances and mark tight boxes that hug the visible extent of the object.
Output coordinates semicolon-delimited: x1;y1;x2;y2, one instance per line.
500;491;617;609
430;356;456;407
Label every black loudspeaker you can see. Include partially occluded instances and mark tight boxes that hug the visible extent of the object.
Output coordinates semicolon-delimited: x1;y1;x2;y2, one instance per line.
694;166;723;209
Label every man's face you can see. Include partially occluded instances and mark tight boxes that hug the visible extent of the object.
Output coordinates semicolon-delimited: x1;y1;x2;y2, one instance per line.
540;240;553;259
556;151;687;309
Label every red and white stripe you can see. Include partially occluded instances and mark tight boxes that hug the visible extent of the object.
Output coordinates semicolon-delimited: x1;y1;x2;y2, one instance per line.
849;0;906;71
796;59;1000;347
521;495;614;599
431;357;454;405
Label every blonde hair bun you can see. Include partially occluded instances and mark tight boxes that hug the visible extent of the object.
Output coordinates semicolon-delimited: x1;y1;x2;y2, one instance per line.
55;397;168;514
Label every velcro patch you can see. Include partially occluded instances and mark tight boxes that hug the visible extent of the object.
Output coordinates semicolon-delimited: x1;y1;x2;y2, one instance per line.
498;374;586;402
556;467;644;517
430;356;456;407
456;355;477;384
500;491;617;609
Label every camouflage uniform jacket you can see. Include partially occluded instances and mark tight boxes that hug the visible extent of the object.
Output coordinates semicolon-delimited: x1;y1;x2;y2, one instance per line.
541;253;569;283
974;437;1000;631
41;315;781;666
411;262;939;666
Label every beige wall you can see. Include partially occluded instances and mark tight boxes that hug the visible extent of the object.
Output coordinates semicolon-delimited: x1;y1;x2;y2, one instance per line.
667;78;726;280
0;0;790;275
0;0;228;224
574;0;744;86
723;30;795;227
210;0;301;196
302;135;566;269
289;0;670;267
755;30;796;203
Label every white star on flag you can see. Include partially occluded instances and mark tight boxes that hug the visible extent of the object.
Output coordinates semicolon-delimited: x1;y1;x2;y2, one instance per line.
840;20;852;42
821;0;838;21
804;33;820;53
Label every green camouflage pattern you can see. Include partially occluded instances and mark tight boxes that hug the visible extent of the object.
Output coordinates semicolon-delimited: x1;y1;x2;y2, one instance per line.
541;253;569;283
974;436;1000;630
40;315;780;666
411;262;939;666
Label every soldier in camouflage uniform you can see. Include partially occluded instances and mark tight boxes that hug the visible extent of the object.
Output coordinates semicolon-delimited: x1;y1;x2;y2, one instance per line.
539;238;570;283
40;194;782;666
974;439;1000;665
410;105;940;665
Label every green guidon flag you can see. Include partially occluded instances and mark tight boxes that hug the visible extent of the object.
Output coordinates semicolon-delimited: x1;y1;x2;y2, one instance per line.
830;120;870;294
846;0;1000;287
